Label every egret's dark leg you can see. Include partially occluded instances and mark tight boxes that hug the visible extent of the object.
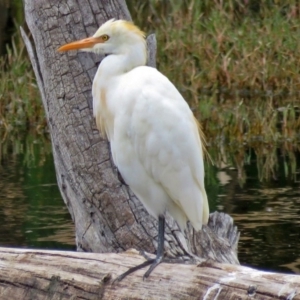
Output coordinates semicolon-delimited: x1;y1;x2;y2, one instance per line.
143;215;165;278
114;215;165;282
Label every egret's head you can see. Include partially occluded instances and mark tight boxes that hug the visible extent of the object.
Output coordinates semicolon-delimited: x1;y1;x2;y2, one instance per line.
58;19;146;56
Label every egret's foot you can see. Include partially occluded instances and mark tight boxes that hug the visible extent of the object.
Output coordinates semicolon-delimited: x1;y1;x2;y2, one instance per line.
143;255;163;279
139;250;153;261
114;256;163;283
114;215;166;283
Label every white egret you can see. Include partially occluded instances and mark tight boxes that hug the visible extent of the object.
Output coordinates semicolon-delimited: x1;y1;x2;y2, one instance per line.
58;19;209;281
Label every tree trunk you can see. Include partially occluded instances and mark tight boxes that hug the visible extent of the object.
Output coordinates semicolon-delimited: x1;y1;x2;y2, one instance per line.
0;247;299;300
21;0;239;265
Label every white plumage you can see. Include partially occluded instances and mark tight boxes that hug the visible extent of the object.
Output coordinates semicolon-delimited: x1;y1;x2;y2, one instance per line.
59;19;209;280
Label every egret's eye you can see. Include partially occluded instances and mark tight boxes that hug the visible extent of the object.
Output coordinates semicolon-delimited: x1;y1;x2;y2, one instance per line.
101;34;109;42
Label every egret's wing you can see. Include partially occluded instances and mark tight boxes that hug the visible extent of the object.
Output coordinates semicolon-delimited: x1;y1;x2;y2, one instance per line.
125;69;209;229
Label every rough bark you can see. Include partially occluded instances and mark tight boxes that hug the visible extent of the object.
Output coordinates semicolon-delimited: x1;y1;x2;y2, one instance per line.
0;247;299;300
21;0;239;265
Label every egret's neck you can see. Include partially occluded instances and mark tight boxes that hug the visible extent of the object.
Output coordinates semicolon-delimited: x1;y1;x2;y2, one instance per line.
98;42;147;78
92;42;146;141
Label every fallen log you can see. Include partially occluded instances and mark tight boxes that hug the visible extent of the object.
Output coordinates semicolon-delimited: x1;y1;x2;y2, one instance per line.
0;247;299;300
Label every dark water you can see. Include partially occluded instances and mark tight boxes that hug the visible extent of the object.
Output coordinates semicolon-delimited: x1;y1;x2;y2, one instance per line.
0;137;75;250
0;138;299;274
206;148;300;274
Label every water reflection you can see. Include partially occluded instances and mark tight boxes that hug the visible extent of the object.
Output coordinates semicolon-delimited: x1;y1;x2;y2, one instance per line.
0;137;75;250
209;150;300;274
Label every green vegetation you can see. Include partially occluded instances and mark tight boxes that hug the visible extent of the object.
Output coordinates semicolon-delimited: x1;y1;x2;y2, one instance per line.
0;37;45;133
130;1;300;93
129;1;300;142
0;34;48;165
1;0;300;180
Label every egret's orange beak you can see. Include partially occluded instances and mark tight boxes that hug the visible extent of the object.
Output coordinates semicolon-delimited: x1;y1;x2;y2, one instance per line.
58;37;101;52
